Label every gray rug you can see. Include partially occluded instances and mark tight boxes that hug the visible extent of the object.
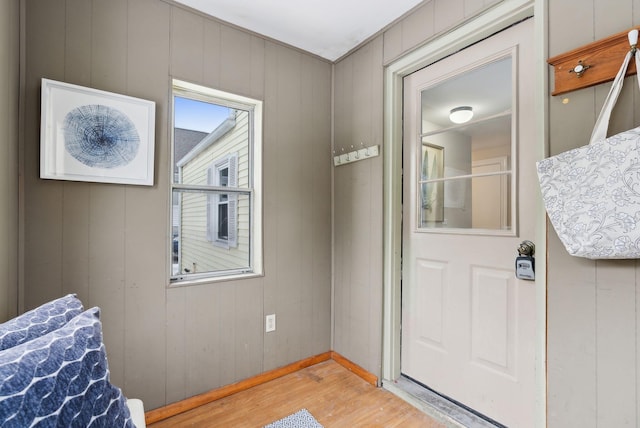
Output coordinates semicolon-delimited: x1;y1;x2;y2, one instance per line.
263;408;323;428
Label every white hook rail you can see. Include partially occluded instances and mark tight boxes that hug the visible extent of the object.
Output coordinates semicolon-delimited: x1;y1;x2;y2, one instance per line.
333;144;379;166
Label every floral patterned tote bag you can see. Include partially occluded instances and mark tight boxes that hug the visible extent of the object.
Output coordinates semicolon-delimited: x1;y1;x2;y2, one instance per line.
537;30;640;259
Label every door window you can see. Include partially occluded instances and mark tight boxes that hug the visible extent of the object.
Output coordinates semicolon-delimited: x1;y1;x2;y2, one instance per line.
417;55;513;233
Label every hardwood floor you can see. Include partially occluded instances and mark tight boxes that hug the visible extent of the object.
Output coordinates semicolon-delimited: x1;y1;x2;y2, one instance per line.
148;360;446;427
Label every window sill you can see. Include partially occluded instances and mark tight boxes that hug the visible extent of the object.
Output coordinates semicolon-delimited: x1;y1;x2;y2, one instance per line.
168;270;264;288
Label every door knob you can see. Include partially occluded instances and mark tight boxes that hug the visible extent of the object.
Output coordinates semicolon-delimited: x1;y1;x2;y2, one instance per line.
517;240;535;257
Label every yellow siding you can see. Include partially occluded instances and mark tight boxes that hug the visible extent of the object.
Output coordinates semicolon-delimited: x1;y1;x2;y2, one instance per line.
179;110;251;273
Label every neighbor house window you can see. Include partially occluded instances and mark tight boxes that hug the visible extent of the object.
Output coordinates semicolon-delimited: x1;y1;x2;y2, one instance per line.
207;154;238;247
171;80;262;283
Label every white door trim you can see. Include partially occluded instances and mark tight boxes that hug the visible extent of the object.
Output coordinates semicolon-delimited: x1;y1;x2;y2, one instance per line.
381;0;548;426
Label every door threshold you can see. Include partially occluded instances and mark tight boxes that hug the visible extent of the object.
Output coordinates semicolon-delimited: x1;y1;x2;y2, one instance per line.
383;375;505;428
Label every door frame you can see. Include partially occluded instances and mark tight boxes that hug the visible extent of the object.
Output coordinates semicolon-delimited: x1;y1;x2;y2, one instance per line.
381;0;548;425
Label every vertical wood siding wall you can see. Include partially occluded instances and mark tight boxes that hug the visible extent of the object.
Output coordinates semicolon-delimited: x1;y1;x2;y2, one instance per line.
0;0;19;323
21;0;331;410
332;0;501;378
547;1;640;426
18;0;640;424
332;0;640;424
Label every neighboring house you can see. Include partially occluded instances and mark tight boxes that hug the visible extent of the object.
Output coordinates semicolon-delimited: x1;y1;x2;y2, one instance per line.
173;128;207;239
175;110;250;274
174;128;208;174
173;128;209;173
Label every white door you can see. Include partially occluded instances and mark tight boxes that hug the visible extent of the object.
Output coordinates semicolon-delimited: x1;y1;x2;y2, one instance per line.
401;19;536;427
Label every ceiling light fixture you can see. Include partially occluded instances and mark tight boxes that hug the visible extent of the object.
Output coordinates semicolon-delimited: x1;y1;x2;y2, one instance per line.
449;106;473;124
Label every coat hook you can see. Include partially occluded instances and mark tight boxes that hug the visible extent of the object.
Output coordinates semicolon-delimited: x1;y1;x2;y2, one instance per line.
333;149;341;166
569;60;591;78
629;29;639;54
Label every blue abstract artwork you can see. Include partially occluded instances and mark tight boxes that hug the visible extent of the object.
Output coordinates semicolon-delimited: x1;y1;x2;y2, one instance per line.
41;78;155;185
63;104;140;169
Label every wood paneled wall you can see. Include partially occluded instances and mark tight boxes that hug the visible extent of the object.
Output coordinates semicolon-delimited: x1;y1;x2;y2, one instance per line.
332;0;501;378
21;0;331;410
332;37;385;377
20;0;640;424
547;1;640;426
0;0;19;323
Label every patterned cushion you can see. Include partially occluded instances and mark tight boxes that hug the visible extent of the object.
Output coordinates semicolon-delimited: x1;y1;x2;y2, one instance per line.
0;294;84;350
0;307;134;427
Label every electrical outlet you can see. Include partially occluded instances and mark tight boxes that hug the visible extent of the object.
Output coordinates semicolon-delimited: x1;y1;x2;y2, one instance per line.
265;314;276;332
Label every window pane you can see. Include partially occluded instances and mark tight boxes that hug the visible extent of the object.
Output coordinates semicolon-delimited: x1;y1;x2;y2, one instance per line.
419;174;511;231
418;55;513;234
420;57;512;135
219;168;228;186
172;190;250;278
420;115;511;178
218;202;228;239
173;97;249;189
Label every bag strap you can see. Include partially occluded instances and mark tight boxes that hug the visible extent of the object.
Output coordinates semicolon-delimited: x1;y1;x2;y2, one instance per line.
589;31;640;144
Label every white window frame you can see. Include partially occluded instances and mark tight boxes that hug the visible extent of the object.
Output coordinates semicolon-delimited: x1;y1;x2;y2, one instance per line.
170;79;263;285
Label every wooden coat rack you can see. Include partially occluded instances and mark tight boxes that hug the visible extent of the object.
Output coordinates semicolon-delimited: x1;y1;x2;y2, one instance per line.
548;27;640;96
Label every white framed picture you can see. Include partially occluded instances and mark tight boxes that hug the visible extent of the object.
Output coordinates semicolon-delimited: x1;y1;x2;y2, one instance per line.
40;78;156;186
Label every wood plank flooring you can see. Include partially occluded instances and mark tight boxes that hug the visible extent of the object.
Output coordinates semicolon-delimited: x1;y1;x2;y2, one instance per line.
148;360;446;427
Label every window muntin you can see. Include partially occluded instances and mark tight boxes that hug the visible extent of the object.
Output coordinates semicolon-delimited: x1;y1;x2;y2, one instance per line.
417;55;514;233
171;80;262;283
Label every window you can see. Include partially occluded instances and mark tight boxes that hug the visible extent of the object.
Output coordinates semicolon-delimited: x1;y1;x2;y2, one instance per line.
207;154;237;247
171;80;262;283
416;55;514;234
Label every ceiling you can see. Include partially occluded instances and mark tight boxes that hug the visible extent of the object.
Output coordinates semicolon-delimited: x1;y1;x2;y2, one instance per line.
172;0;513;146
173;0;425;61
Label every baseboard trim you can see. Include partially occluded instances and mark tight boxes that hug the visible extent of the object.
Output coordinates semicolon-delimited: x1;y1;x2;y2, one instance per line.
330;351;378;386
145;351;331;425
145;351;378;424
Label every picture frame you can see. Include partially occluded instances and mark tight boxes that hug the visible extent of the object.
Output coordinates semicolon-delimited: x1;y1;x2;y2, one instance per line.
40;78;156;186
420;143;444;223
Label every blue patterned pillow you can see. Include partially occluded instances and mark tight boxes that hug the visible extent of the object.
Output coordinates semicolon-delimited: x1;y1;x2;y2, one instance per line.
0;294;84;350
0;307;134;427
